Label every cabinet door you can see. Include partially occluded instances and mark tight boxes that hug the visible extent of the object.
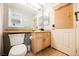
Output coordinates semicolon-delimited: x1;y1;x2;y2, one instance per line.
31;33;43;53
35;33;43;53
43;32;51;48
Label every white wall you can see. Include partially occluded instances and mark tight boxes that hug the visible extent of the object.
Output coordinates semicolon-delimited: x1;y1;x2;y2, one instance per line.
0;3;3;55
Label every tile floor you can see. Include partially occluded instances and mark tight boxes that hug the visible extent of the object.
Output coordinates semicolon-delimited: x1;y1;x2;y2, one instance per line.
26;47;68;56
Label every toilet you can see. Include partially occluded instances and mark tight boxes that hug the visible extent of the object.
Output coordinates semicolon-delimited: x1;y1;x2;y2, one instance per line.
8;34;27;56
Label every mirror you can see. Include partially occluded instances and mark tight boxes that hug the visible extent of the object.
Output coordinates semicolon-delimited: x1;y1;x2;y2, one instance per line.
9;8;22;27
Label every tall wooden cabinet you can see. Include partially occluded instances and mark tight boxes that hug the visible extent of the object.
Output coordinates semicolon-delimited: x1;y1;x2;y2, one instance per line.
31;31;51;54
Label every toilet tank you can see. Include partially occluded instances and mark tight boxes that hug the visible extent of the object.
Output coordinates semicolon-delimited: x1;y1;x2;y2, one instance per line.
8;34;25;46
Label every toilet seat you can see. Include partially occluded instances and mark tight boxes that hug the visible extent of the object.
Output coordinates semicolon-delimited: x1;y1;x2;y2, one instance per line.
9;44;27;56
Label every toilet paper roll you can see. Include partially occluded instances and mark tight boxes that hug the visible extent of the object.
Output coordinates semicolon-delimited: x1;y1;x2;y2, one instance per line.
30;36;32;40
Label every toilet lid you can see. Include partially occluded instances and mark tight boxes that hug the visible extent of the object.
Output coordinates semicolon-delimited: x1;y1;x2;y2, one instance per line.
9;44;27;55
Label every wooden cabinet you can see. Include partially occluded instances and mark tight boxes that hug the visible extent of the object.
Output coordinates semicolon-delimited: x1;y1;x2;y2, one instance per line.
54;3;73;29
31;32;51;54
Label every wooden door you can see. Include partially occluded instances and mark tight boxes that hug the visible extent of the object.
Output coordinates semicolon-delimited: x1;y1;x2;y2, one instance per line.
52;3;76;55
43;32;51;48
54;3;73;29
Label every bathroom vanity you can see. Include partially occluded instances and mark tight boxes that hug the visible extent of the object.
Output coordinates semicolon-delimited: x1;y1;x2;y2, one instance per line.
31;31;51;54
3;28;51;55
